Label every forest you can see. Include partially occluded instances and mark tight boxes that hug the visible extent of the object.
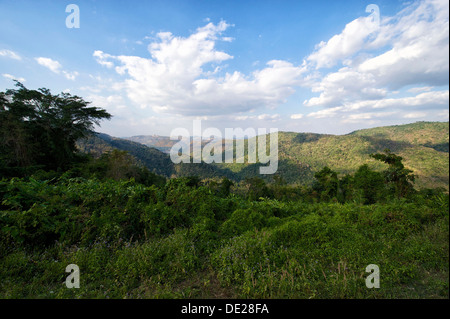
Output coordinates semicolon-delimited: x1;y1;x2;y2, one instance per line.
0;83;448;298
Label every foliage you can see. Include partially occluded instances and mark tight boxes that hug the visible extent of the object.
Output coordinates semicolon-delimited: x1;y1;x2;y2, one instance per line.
77;122;449;191
0;174;448;299
0;82;111;176
370;149;416;198
0;84;448;299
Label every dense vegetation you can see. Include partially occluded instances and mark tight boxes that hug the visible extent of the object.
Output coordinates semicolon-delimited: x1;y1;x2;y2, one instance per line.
0;84;448;299
115;122;450;190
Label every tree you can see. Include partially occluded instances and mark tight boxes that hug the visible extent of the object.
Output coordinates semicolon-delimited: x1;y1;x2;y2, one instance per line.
313;166;339;201
245;176;272;201
219;177;234;197
370;149;415;198
0;82;111;176
353;164;385;204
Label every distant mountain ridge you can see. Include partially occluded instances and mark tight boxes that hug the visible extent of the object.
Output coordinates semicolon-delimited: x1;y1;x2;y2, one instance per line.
77;121;449;190
123;135;177;153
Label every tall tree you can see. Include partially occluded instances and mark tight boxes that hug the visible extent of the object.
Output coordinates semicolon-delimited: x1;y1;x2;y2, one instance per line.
0;82;111;176
353;164;385;204
313;166;339;201
370;149;415;198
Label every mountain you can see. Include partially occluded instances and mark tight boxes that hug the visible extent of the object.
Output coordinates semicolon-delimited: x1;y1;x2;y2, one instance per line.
123;135;176;153
77;132;238;180
78;121;449;190
212;121;448;189
77;133;175;177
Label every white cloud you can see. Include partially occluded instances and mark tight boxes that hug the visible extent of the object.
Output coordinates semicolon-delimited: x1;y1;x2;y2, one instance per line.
257;113;280;121
303;67;387;107
2;73;26;82
307;106;344;119
407;86;434;93
88;1;448;135
35;57;62;73
94;21;306;116
93;50;114;68
403;112;427;118
301;0;449;123
305;90;448;121
290;114;304;119
35;57;79;80
63;70;79;81
342;111;398;123
0;49;21;60
307;15;379;69
234;115;250;121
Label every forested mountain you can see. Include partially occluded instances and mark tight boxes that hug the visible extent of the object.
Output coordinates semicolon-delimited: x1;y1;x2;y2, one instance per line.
77;133;176;178
77;133;237;180
80;121;449;190
123;135;177;153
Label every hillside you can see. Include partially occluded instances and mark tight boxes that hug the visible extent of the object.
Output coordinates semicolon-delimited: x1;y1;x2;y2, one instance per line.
79;121;449;190
124;135;177;153
77;133;176;178
213;121;449;189
77;133;238;180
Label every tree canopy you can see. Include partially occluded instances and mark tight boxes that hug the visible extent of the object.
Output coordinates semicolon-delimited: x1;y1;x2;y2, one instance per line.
0;82;111;176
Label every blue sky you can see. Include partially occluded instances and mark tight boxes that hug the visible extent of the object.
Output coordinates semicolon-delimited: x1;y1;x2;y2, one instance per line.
0;0;448;137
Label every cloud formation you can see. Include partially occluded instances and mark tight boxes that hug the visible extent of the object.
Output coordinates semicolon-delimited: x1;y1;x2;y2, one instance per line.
35;57;79;80
91;0;448;130
301;0;449;123
0;49;21;60
2;73;26;82
94;21;306;116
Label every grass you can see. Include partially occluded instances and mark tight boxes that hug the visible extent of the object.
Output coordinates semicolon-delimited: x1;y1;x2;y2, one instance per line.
1;196;447;299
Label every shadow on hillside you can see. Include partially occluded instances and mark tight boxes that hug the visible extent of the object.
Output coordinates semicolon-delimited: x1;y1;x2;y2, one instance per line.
360;136;416;153
224;159;315;185
423;142;449;153
292;133;324;144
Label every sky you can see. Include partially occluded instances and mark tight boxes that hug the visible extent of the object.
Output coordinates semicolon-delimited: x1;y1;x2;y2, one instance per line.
0;0;448;138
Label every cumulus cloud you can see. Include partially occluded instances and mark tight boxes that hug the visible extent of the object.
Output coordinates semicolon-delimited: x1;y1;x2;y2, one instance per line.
35;57;79;80
307;15;379;69
302;0;449;122
89;0;448;131
93;21;306;116
93;50;114;68
35;57;62;73
306;90;448;123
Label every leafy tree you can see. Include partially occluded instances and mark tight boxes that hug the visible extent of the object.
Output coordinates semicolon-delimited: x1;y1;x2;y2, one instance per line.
313;166;339;201
245;176;272;201
353;164;385;204
0;82;111;176
219;177;234;197
370;149;415;198
338;173;354;203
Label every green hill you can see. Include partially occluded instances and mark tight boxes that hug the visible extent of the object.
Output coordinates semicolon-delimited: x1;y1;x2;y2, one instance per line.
77;132;238;180
79;121;449;190
212;121;449;189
